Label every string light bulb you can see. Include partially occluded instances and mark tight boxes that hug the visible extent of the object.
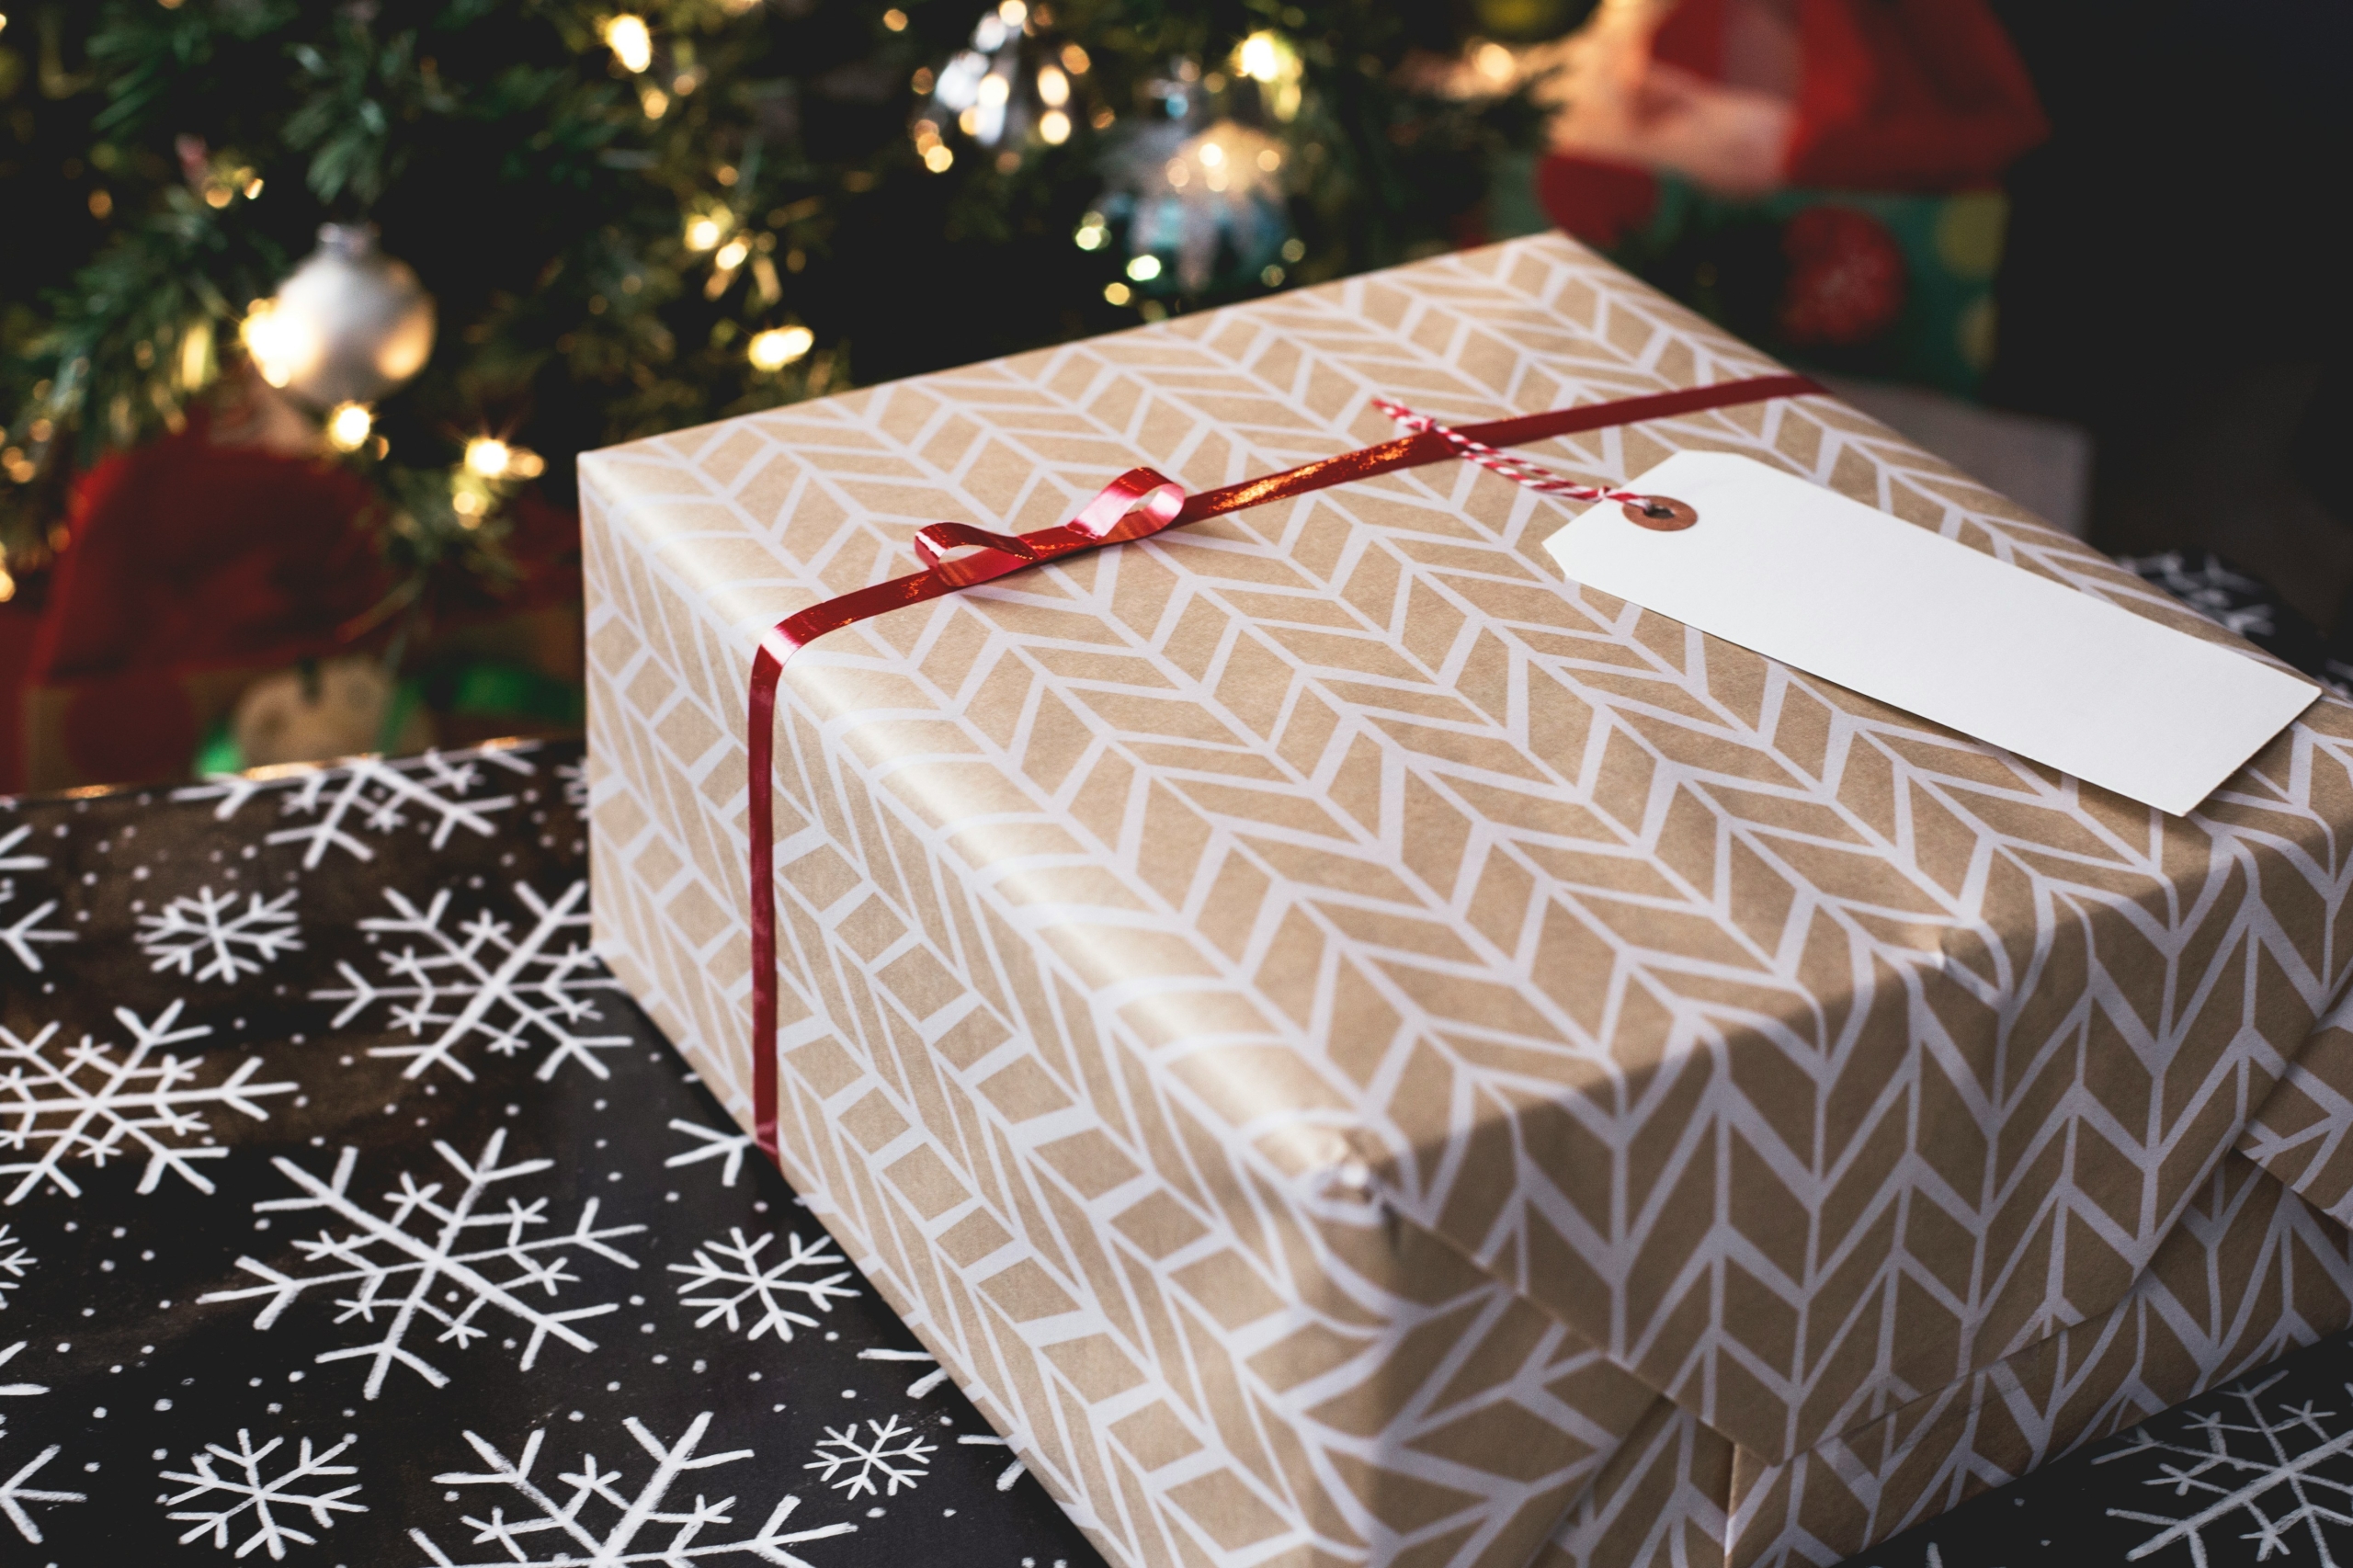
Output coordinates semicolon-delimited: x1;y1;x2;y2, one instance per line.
176;319;214;392
603;15;654;74
324;402;373;452
685;214;726;251
1040;109;1071;144
241;301;317;391
1233;31;1303;118
464;437;512;477
747;325;814;370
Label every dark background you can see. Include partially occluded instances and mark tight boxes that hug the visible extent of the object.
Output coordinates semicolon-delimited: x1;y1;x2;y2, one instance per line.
1983;0;2353;621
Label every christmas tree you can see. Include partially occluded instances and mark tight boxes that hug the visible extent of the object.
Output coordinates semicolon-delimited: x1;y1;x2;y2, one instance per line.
0;0;1536;614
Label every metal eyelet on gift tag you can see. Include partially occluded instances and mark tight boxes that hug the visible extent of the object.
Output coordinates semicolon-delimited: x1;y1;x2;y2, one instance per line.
1623;495;1698;530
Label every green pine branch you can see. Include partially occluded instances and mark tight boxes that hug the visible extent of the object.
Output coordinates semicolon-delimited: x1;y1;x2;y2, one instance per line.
0;0;1538;619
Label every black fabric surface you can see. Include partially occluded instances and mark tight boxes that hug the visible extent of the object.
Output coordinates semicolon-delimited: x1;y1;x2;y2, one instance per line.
2121;549;2350;691
6;735;2353;1568
0;739;1100;1567
1840;1332;2353;1568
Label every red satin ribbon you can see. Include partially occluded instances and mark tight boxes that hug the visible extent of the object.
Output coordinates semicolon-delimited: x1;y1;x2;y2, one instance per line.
743;370;1820;1163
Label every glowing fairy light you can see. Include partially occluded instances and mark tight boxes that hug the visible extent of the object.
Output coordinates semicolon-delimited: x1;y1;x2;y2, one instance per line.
1040;109;1071;144
324;402;373;452
240;300;319;391
747;325;814;370
177;318;214;392
603;15;653;74
1233;31;1303;118
464;437;512;477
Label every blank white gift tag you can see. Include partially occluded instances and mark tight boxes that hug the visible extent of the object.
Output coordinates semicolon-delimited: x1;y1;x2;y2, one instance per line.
1542;451;2320;815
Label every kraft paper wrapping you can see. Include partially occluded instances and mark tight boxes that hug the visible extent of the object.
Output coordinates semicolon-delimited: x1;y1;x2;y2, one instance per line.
578;233;2353;1568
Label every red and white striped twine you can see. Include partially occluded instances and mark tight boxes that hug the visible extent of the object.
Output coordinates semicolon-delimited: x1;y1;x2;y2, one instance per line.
1373;397;1654;507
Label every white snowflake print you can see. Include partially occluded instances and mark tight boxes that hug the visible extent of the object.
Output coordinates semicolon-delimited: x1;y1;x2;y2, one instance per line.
410;1411;855;1568
137;886;303;983
0;1001;297;1204
0;823;71;973
177;746;531;869
554;756;588;809
671;1228;858;1343
857;1347;950;1398
955;1431;1029;1493
0;1338;45;1432
0;1225;28;1308
0;1340;82;1544
805;1415;935;1500
163;1428;365;1560
199;1131;644;1399
665;1119;757;1187
2099;1368;2353;1565
312;881;629;1083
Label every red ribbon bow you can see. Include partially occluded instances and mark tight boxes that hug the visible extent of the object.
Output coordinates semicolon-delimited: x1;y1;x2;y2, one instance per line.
743;372;1821;1165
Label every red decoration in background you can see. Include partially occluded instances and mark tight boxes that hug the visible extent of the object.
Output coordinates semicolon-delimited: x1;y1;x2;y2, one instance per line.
25;416;390;788
33;415;388;687
1537;0;2047;244
1536;157;1664;250
9;412;586;790
1645;0;2047;191
1777;204;1907;345
1777;0;2048;192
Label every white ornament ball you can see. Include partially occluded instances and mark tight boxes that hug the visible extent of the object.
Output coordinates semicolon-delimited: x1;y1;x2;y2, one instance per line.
244;224;437;408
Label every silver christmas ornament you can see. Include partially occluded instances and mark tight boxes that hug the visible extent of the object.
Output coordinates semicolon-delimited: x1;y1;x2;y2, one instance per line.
242;224;437;409
1096;118;1293;295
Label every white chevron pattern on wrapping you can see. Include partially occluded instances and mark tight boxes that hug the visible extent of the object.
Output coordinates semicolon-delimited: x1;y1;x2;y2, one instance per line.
580;234;2353;1568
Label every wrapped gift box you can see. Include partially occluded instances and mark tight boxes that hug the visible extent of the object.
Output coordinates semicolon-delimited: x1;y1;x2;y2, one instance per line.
578;233;2353;1568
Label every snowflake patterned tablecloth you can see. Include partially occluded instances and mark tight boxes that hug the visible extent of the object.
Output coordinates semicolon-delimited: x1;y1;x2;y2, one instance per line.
1850;1333;2353;1568
0;739;1102;1568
